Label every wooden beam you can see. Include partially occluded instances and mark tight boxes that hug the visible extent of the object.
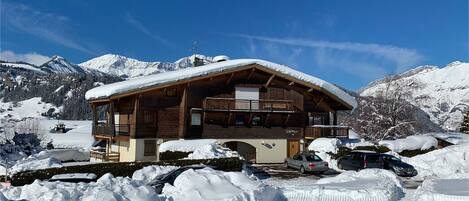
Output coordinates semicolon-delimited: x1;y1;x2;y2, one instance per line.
264;113;271;126
313;97;324;110
109;101;115;137
247;113;254;125
264;74;275;87
307;88;314;93
284;114;291;126
247;68;256;80
178;86;187;138
288;81;295;86
225;73;235;85
131;95;139;138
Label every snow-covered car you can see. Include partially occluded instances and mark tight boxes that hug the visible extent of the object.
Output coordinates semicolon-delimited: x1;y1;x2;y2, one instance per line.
284;152;329;174
337;151;384;170
148;165;213;194
48;173;97;183
382;154;418;177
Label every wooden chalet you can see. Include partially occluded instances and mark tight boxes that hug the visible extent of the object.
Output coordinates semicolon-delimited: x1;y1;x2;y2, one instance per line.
85;58;357;163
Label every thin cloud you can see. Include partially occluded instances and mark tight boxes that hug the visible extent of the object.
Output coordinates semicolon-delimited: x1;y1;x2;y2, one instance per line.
0;50;50;65
233;34;424;71
124;13;173;47
1;2;96;55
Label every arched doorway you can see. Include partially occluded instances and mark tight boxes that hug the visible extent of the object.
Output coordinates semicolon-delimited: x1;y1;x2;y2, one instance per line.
224;141;256;163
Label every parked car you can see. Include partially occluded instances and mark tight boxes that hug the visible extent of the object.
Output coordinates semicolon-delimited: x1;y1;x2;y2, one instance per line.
284;152;329;174
337;151;384;170
381;154;418;177
48;173;97;183
148;165;212;194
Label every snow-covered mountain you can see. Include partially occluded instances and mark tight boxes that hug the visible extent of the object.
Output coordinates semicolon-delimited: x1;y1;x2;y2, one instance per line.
79;54;216;78
361;61;469;131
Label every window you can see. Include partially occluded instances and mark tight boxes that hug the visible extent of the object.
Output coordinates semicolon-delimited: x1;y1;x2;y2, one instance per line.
305;155;322;162
292;154;300;160
143;111;155;124
251;115;262;126
144;140;156;156
191;112;202;126
235;114;245;125
165;88;177;97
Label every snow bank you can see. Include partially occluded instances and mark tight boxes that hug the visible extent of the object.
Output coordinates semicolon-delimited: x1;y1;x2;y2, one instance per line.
159;139;218;152
132;165;178;184
401;143;469;180
159;139;238;159
9;157;62;175
307;138;341;170
279;169;404;201
413;178;469;201
34;149;89;162
427;132;469;145
379;135;438;153
307;138;341;153
161;167;283;201
0;173;161;201
85;59;357;109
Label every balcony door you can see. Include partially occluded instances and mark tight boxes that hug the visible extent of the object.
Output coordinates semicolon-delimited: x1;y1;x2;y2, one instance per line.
235;87;259;110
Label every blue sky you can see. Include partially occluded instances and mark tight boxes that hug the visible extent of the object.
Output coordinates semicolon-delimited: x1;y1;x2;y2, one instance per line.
1;0;467;90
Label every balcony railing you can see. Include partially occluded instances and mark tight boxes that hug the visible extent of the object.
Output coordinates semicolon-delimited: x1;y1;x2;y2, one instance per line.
90;150;120;162
93;123;131;137
304;125;349;138
203;97;295;112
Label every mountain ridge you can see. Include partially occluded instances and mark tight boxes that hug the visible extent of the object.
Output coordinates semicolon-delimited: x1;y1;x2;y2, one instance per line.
361;61;469;131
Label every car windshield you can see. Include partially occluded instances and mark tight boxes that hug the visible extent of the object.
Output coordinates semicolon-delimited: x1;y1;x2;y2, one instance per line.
384;155;401;161
305;155;322;162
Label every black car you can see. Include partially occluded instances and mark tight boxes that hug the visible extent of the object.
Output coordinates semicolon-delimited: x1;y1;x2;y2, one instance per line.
381;154;418;177
148;165;211;194
337;151;384;170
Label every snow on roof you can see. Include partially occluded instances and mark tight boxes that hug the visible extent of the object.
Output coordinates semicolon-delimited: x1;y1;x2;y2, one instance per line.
85;59;357;109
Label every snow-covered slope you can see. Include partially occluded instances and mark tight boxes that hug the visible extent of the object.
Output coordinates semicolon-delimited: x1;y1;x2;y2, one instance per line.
361;61;469;131
80;54;215;78
39;56;104;75
0;62;47;74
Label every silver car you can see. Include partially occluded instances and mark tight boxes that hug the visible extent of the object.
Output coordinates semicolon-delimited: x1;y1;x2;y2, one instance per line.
284;153;329;174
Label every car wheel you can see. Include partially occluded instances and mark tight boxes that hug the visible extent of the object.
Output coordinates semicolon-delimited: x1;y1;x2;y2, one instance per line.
284;161;289;168
338;163;343;170
300;166;305;174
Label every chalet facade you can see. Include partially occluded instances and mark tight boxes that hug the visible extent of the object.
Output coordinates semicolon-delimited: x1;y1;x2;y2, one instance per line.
85;59;357;163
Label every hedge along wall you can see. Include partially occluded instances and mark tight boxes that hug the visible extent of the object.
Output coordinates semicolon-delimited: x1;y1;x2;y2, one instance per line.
10;157;243;186
159;151;191;160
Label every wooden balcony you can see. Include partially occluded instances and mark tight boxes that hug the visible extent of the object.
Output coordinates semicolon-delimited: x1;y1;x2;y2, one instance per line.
203;97;296;113
90;150;120;162
93;123;131;138
304;125;349;139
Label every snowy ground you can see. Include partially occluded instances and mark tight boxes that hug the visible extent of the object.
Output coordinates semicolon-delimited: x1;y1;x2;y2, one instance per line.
38;120;93;149
265;169;404;201
0;97;60;121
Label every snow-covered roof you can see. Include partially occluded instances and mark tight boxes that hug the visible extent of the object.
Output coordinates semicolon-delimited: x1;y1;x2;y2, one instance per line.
85;59;357;109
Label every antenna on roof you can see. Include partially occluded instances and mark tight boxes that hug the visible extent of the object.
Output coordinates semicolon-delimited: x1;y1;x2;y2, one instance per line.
191;41;199;56
190;41;204;67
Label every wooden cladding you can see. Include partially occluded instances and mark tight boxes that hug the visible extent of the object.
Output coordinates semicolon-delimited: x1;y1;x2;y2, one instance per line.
202;124;303;139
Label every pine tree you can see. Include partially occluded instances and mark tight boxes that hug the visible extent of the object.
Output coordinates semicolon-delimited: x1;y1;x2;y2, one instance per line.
461;110;469;134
